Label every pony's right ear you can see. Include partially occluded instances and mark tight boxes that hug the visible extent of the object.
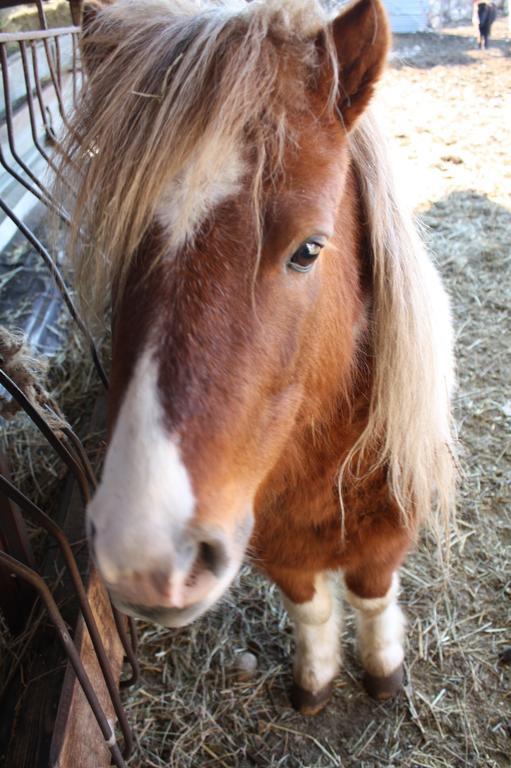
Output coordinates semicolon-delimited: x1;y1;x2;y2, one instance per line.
81;0;115;74
329;0;390;131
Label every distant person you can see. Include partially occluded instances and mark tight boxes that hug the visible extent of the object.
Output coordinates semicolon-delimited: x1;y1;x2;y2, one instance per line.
473;1;497;48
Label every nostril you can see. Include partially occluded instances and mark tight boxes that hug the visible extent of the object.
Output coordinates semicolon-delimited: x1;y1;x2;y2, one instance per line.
200;541;217;572
198;539;228;577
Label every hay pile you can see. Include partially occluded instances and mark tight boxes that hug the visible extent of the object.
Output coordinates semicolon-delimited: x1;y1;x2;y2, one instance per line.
0;234;103;511
0;231;105;702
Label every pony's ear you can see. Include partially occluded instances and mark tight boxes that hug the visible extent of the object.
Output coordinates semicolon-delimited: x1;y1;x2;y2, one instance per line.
330;0;390;130
81;0;115;74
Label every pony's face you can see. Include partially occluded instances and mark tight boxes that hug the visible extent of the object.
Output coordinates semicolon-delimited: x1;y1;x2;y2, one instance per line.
89;122;354;626
85;0;389;626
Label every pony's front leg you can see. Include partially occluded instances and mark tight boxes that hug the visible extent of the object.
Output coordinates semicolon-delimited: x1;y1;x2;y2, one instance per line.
281;572;341;715
345;571;405;701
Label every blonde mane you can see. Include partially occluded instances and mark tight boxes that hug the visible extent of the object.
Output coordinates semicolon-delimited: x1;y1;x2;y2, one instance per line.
59;0;335;311
346;112;456;538
59;0;456;535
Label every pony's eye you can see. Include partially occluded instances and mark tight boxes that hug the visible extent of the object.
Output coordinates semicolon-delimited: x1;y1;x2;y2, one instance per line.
288;239;324;273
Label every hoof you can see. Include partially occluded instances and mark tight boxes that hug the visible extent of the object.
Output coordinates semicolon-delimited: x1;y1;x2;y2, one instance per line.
290;681;333;716
363;664;404;701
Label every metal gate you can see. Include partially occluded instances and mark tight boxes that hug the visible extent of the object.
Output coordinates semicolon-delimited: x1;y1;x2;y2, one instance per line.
0;2;137;765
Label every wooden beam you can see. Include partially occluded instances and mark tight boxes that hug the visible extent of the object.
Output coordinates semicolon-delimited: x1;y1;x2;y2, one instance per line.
50;568;128;767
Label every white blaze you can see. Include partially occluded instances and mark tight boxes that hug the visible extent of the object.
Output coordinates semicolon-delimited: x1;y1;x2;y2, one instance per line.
157;141;245;251
88;349;196;582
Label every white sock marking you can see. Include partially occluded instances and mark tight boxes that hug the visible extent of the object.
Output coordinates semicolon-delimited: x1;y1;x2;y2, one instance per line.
282;572;341;694
345;573;405;678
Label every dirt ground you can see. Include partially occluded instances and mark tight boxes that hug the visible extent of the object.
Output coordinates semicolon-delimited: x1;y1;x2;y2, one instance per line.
120;18;511;768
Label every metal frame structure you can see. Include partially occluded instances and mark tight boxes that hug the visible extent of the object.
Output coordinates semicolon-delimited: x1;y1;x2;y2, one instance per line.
0;2;137;765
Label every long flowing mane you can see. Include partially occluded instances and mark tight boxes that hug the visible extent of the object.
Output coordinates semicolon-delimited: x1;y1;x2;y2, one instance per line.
346;113;456;538
59;0;338;307
58;0;456;536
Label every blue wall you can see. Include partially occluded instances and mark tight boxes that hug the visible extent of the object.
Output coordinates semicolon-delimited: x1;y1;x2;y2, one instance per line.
385;0;429;32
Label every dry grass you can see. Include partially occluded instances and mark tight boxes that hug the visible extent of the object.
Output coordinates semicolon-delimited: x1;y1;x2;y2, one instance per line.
0;235;103;513
1;15;510;768
0;230;105;692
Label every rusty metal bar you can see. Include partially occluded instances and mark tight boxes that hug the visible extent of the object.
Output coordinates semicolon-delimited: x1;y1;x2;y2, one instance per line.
0;475;134;759
54;35;63;91
0;551;128;768
0;454;35;570
71;31;78;105
0;44;58;201
18;40;50;164
0;454;36;633
0;42;71;223
42;37;73;132
61;423;99;490
0;371;139;688
0;368;92;503
111;605;140;688
18;40;63;179
0;133;67;222
35;0;48;31
30;37;59;144
56;430;141;687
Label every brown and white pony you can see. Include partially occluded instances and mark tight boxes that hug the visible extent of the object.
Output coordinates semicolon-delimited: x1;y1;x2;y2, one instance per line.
61;0;456;714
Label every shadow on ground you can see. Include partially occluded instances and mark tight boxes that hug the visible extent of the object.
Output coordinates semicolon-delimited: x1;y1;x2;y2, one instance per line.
391;28;511;70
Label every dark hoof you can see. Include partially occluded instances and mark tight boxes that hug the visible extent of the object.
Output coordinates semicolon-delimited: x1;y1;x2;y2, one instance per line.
290;681;333;716
363;664;404;701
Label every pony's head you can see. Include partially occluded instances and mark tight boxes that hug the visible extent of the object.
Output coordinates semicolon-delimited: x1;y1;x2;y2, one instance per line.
69;0;392;625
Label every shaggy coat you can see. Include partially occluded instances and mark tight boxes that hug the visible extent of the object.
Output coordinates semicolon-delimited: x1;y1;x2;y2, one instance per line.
58;0;456;712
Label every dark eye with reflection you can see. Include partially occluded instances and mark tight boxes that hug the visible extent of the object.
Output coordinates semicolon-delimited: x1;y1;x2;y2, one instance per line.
288;239;325;273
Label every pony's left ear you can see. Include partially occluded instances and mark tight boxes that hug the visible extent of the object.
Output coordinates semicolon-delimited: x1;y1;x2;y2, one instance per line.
329;0;390;130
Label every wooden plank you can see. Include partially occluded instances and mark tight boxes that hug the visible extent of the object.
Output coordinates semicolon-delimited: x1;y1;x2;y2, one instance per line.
50;567;127;768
